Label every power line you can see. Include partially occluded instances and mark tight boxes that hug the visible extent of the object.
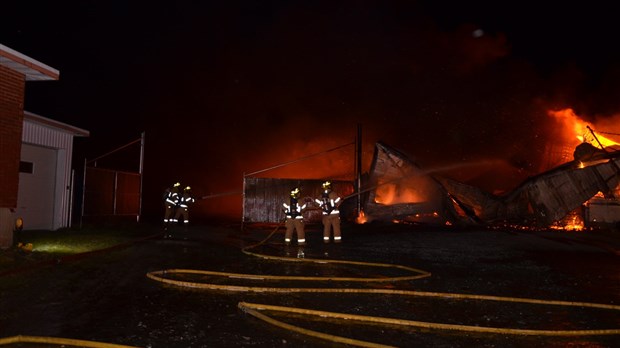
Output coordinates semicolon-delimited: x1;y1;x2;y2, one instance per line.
87;137;142;165
244;142;355;177
596;131;620;136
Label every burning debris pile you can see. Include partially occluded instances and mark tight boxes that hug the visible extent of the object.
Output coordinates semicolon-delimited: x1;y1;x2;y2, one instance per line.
241;108;620;230
358;141;620;230
361;142;451;225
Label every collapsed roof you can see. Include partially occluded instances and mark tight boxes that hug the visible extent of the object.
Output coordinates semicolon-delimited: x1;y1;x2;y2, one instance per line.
361;142;620;227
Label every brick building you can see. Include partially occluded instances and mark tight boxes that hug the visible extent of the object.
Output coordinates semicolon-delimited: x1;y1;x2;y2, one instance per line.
0;43;88;248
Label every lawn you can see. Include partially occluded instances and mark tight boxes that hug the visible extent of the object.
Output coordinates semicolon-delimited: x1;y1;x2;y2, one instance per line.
0;222;161;275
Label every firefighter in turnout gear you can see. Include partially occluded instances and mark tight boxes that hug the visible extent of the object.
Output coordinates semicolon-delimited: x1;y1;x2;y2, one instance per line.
282;187;307;246
163;182;181;225
315;180;342;243
174;186;196;226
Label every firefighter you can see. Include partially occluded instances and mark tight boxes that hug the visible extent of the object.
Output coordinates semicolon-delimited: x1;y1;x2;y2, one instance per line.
282;187;307;246
174;186;196;226
163;182;181;225
315;180;342;243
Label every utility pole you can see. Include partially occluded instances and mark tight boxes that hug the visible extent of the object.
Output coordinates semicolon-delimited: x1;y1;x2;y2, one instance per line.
138;131;145;222
356;123;362;215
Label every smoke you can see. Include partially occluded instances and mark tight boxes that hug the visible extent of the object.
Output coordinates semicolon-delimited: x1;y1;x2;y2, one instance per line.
593;114;620;141
10;1;619;221
145;2;616;218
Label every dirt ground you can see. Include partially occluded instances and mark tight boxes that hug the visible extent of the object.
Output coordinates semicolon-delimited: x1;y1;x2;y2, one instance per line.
0;222;619;348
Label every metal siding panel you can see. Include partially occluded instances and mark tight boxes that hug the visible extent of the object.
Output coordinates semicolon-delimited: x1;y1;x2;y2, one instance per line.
243;177;353;223
526;160;620;224
587;199;620;224
23;121;73;149
243;177;257;223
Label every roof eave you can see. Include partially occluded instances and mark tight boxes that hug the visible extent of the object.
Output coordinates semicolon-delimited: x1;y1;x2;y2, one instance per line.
24;111;90;137
0;43;59;81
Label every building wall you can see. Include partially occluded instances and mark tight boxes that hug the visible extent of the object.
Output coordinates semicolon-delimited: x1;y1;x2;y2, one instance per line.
22;121;75;229
0;64;25;247
17;143;58;230
0;64;25;208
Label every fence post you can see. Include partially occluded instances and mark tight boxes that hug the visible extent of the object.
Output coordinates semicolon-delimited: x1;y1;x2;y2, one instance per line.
80;158;87;229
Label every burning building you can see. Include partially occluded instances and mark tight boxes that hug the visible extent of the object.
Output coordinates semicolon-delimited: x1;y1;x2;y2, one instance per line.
357;142;454;225
356;141;620;230
241;109;620;230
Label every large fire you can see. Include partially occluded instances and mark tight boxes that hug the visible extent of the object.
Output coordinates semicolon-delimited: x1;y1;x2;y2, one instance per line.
374;181;424;204
547;109;620;231
549;108;620;149
359;108;620;229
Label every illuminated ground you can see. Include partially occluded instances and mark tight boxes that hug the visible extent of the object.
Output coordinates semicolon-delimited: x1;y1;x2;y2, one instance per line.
0;222;619;347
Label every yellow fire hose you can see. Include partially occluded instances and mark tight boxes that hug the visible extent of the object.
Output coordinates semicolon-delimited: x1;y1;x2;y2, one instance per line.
145;224;620;346
0;335;138;347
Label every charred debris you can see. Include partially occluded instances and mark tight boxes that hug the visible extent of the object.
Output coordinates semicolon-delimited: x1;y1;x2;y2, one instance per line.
356;142;620;230
243;141;620;231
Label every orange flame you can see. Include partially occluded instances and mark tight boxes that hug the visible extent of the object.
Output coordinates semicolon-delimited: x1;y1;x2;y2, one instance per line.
549;109;620;148
356;210;368;224
550;216;585;232
374;182;423;204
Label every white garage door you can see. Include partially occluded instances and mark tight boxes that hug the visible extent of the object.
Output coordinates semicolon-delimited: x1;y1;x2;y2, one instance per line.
16;143;57;230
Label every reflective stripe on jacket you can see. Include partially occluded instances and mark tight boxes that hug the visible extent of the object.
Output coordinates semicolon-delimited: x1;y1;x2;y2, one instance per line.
283;202;306;219
178;194;195;208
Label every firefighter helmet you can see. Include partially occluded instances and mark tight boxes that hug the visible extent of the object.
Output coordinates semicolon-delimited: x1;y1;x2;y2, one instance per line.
184;186;191;191
322;181;332;190
290;187;300;199
173;182;181;188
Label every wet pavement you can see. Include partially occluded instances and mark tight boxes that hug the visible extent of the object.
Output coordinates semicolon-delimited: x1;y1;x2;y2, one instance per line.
0;222;619;347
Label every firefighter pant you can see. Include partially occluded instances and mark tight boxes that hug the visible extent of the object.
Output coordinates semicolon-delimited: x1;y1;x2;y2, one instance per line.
322;214;341;242
174;207;189;224
164;204;176;222
285;218;305;245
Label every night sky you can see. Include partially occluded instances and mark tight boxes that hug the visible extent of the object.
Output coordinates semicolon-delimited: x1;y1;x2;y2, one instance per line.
3;1;620;221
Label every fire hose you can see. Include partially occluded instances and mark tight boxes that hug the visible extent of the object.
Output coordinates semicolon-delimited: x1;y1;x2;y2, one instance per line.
146;224;620;347
0;335;137;347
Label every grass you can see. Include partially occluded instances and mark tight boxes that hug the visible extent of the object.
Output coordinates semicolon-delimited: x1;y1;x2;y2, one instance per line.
0;222;161;275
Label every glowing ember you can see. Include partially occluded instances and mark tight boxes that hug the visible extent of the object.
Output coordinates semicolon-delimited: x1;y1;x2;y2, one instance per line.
549;222;584;232
550;212;585;232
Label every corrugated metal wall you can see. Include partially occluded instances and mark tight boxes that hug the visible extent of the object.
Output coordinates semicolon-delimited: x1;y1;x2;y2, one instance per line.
585;197;620;227
22;122;74;149
21;121;74;230
527;158;620;224
441;156;620;226
243;177;354;224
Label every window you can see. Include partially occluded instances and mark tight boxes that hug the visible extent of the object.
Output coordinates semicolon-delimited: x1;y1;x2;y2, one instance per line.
19;161;34;174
